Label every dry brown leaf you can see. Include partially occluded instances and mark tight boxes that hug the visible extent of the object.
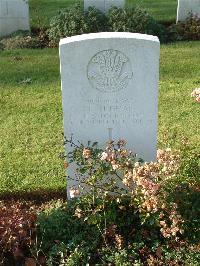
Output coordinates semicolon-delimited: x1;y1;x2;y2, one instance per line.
25;258;36;266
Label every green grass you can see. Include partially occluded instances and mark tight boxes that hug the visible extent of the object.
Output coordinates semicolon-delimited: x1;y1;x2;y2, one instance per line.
0;49;65;195
29;0;177;28
126;0;177;23
0;42;200;196
29;0;80;28
159;42;200;148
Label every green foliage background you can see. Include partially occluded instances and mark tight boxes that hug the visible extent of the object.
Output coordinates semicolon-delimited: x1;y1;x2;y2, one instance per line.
29;0;177;28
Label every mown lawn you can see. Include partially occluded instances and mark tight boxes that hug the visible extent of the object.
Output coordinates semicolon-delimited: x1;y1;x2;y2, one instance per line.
29;0;78;28
0;49;65;195
0;41;199;196
127;0;177;23
29;0;177;28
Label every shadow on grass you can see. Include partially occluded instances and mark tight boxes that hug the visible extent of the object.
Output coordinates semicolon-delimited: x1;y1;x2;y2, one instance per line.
0;189;67;203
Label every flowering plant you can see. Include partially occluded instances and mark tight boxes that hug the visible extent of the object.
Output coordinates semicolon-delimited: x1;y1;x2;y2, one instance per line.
64;138;185;242
191;88;200;103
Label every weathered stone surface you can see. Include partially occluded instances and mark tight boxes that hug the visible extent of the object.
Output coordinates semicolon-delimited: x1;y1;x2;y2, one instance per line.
84;0;125;13
177;0;200;22
59;32;160;198
0;0;30;38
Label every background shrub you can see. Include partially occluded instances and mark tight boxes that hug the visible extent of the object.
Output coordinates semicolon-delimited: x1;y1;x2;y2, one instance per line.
107;7;167;42
0;30;49;50
168;15;200;41
2;5;199;49
48;4;106;46
48;4;85;46
84;7;107;33
48;4;107;46
48;4;167;46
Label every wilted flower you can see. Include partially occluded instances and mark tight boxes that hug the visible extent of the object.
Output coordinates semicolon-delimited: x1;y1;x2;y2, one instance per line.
112;164;119;170
191;88;200;103
191;88;200;97
161;229;171;238
64;161;69;169
159;212;164;219
122;177;129;186
110;151;116;161
140;178;160;195
69;187;80;198
159;203;184;239
156;149;180;175
141;195;159;213
157;149;165;159
115;234;124;249
82;148;91;159
160;220;167;227
120;149;129;157
134;162;140;168
117;139;126;147
74;207;82;218
100;152;108;161
111;160;120;170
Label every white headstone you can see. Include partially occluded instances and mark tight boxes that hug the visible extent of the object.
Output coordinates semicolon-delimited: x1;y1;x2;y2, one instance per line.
177;0;200;22
59;32;160;198
84;0;125;13
0;0;30;38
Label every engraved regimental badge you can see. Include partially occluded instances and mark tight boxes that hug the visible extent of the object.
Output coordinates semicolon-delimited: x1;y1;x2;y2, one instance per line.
87;49;133;93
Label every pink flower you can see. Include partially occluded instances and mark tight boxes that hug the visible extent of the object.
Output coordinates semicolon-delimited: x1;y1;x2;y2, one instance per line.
82;148;91;159
157;149;165;159
111;160;119;170
100;152;108;161
191;88;200;103
134;162;140;168
171;226;179;236
74;207;82;218
69;187;80;198
160;220;167;227
117;139;126;146
159;213;164;219
162;231;171;238
191;88;200;97
122;178;129;186
112;164;119;170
